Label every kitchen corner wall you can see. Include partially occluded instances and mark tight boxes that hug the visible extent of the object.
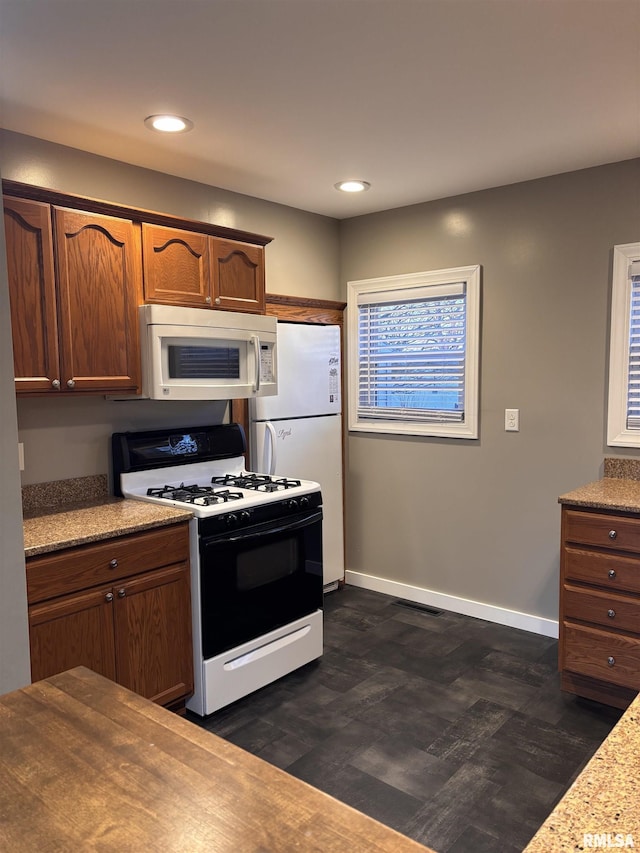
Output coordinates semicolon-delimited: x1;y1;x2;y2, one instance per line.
0;130;341;486
340;158;640;626
0;160;30;693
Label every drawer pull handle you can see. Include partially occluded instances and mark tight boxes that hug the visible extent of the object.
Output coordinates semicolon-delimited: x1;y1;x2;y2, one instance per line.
109;559;118;569
608;569;617;579
105;592;114;603
607;609;616;618
608;530;617;540
607;656;616;667
117;588;126;598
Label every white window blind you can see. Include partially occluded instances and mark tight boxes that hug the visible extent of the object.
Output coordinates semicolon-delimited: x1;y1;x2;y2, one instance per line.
357;283;466;423
607;244;640;447
625;263;640;428
347;265;480;439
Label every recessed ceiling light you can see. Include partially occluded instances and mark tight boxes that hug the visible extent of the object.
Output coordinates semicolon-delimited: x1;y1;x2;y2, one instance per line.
144;114;194;133
334;180;371;193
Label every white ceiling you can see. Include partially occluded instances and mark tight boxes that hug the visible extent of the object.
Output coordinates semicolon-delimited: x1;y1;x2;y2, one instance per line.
1;0;639;219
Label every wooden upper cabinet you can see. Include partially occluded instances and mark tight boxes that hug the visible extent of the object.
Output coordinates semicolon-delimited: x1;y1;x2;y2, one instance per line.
142;224;266;314
3;196;60;393
212;237;265;314
142;223;212;307
54;207;142;393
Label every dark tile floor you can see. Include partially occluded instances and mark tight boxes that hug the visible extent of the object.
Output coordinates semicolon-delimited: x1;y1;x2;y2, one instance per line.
187;586;623;852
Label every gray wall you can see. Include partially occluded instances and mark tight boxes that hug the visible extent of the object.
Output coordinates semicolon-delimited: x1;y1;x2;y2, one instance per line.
0;131;341;486
340;159;640;623
0;163;30;693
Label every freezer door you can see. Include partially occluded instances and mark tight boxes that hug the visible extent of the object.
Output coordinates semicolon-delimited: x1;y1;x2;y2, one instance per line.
252;415;345;586
254;323;341;419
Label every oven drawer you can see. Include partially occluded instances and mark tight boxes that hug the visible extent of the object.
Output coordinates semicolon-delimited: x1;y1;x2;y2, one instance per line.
563;622;640;690
563;584;640;632
27;523;190;604
564;509;640;553
563;546;640;593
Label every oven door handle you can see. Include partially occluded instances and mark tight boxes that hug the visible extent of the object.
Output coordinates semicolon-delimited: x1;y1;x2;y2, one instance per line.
224;510;322;543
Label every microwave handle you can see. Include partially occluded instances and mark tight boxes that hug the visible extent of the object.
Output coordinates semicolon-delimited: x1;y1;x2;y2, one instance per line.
251;335;261;392
263;421;277;475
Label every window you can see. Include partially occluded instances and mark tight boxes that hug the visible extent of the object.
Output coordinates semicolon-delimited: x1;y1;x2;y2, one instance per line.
607;242;640;447
347;265;481;438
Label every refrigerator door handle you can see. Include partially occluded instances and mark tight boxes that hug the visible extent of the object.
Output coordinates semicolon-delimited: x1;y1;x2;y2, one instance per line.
264;421;277;474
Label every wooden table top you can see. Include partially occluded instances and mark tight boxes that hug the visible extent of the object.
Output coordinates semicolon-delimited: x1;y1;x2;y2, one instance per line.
0;668;432;852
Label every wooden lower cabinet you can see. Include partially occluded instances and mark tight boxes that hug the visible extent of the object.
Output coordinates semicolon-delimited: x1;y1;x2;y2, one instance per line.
27;523;193;710
559;506;640;708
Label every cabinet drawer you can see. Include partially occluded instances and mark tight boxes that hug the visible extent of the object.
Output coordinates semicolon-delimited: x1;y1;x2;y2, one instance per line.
564;509;640;553
27;522;190;604
563;622;640;690
564;584;640;632
563;546;640;593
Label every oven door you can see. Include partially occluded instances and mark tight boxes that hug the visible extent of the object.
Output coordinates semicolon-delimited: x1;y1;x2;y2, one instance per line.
199;508;323;659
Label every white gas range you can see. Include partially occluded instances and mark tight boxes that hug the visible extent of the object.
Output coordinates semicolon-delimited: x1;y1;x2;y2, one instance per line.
113;424;324;716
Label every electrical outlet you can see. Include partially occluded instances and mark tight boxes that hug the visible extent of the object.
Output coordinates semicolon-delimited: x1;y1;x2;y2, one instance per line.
505;409;520;432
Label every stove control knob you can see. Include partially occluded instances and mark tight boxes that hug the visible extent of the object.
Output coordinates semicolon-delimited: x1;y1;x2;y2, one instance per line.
240;511;251;523
226;513;238;526
288;499;299;511
300;496;310;508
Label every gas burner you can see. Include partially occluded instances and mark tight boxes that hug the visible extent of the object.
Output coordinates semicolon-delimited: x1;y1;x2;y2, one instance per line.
181;489;244;506
146;483;243;505
211;474;302;492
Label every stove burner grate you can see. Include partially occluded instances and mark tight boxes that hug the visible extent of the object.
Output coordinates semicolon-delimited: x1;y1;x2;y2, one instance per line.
146;483;243;505
211;474;302;492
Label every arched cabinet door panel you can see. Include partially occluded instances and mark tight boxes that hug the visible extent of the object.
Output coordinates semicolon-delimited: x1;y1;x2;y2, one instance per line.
142;223;212;307
3;196;60;393
211;238;265;314
54;207;142;393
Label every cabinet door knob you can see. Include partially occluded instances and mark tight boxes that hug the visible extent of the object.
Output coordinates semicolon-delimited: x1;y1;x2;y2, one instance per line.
608;530;617;540
607;609;616;618
215;296;221;305
109;558;118;569
607;656;616;667
608;569;617;579
205;295;212;303
51;379;61;389
67;379;75;389
117;588;126;598
105;592;114;603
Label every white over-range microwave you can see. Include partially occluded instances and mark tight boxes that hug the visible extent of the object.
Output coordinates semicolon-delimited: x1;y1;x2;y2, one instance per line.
139;304;278;400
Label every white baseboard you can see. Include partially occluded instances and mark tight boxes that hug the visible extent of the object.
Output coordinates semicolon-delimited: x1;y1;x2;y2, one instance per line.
344;570;559;639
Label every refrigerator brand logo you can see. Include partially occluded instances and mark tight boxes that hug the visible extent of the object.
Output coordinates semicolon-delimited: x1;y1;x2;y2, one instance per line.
329;356;339;365
277;428;293;441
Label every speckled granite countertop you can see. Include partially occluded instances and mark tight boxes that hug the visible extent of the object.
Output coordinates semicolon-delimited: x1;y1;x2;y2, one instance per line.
559;456;640;513
559;478;640;513
22;474;193;558
524;692;640;851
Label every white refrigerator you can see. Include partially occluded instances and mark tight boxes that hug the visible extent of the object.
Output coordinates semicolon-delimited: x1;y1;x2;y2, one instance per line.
249;322;344;588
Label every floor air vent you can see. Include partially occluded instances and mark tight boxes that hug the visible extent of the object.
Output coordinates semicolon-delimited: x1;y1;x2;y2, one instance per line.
392;599;443;616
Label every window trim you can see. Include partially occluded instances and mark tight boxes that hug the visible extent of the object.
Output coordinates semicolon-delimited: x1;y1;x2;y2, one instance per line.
347;264;481;439
607;242;640;447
